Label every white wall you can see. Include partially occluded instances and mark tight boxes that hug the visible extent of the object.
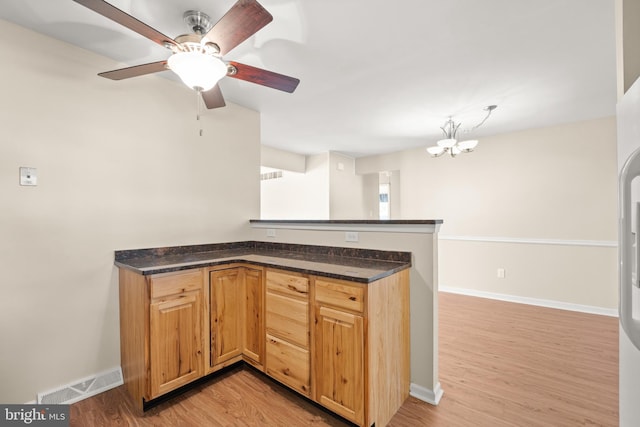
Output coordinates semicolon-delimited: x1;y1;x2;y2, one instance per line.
261;145;306;173
260;153;330;219
357;117;618;310
362;173;380;219
328;152;365;219
0;19;261;403
260;151;366;219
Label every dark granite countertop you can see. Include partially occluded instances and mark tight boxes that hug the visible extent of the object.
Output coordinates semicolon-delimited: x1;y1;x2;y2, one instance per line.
115;241;411;283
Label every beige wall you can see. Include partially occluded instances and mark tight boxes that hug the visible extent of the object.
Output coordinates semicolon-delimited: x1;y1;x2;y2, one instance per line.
261;153;329;219
261;145;306;173
617;0;640;95
260;151;366;219
362;172;380;219
0;19;261;403
357;117;618;309
328;152;365;219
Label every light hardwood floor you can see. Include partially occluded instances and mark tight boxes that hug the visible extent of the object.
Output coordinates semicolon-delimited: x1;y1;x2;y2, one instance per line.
69;292;618;426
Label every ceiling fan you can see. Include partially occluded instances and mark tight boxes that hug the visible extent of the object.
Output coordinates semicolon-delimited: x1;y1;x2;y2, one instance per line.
72;0;300;109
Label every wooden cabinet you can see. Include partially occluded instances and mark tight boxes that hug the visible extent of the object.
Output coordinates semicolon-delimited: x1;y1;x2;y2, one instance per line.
119;261;408;426
313;272;410;427
149;289;203;398
265;270;311;396
119;268;205;410
241;268;264;366
209;266;265;371
315;305;365;424
209;268;243;367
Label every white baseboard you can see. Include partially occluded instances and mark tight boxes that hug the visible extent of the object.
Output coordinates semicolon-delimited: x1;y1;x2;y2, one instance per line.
410;382;443;405
439;286;618;317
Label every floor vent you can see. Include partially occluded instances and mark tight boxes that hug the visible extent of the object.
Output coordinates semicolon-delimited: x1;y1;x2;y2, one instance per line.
37;367;123;405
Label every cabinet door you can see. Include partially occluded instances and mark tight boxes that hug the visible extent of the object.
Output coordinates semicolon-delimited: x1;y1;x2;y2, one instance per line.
210;269;242;366
242;268;264;364
149;292;203;398
315;306;365;425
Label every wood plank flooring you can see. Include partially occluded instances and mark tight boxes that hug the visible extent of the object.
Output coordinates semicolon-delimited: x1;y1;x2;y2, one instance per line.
402;292;619;427
69;292;619;426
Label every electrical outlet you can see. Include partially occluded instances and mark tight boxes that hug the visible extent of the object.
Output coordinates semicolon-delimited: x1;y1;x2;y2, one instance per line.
497;268;506;279
266;229;276;238
345;231;359;242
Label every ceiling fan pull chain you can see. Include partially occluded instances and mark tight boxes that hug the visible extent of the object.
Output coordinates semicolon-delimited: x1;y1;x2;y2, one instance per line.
196;90;203;137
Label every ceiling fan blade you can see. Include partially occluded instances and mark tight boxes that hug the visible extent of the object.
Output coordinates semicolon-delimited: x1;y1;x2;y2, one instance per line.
203;0;273;56
228;62;300;93
98;61;168;80
72;0;177;48
201;85;226;109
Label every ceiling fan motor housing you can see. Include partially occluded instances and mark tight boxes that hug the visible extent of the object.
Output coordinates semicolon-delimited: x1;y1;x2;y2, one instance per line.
183;10;213;35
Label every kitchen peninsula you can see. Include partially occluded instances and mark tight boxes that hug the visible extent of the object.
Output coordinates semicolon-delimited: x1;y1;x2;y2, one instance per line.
115;240;413;426
248;219;444;407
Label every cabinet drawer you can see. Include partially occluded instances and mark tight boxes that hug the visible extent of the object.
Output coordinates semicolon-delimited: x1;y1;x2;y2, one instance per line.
266;334;310;396
315;279;364;313
266;292;309;348
150;270;203;299
266;270;309;298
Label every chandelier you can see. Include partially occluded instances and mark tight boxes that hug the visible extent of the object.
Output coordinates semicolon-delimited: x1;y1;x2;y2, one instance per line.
426;105;497;157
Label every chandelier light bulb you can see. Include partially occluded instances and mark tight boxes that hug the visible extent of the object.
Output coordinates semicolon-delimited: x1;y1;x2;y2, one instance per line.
426;146;446;157
458;139;479;152
437;138;457;148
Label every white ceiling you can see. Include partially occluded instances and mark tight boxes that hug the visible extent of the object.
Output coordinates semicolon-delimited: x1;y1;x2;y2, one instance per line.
0;0;617;158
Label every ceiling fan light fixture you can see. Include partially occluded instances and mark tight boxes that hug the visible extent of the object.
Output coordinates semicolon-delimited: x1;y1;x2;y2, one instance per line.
168;51;227;92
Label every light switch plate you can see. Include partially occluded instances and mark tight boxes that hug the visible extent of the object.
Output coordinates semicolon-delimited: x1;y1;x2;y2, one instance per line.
19;167;37;186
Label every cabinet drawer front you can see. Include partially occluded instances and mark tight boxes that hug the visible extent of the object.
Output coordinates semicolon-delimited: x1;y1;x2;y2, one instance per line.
315;279;364;313
266;271;309;298
266;334;310;396
151;270;203;299
266;293;309;347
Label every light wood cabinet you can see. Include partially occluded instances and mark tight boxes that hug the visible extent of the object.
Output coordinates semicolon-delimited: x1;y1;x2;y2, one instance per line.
119;261;408;426
265;270;311;396
119;268;205;410
208;266;265;371
149;290;203;398
315;305;365;424
209;268;243;367
313;271;410;427
241;267;264;366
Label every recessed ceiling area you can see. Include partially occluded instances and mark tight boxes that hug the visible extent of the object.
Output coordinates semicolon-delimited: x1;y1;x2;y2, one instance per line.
0;0;617;157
